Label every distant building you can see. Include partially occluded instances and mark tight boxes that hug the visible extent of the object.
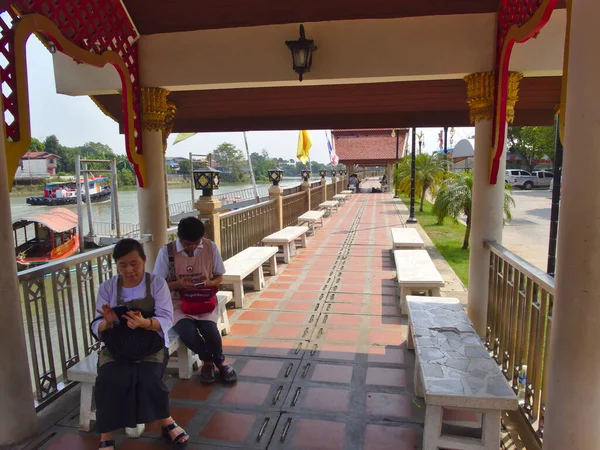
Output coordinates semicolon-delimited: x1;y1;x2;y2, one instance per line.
15;152;59;179
165;158;180;173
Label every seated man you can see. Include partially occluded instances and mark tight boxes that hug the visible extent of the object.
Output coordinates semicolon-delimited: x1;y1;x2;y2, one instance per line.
153;217;237;384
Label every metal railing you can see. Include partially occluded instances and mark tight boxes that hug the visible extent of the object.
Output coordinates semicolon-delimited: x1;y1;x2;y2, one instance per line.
93;221;140;237
18;235;151;409
310;185;324;210
219;199;278;260
168;200;193;218
485;240;554;444
327;183;335;200
282;191;308;228
215;186;269;205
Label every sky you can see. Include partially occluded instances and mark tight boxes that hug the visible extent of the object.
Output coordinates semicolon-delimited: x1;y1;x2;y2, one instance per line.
26;36;475;164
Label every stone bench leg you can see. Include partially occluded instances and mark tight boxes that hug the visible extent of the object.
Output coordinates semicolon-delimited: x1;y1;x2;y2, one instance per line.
300;233;308;248
423;406;500;450
218;302;231;336
407;322;414;351
414;354;424;398
252;266;265;291
177;341;197;380
268;255;278;276
233;280;245;308
78;382;95;432
399;286;409;315
282;243;292;263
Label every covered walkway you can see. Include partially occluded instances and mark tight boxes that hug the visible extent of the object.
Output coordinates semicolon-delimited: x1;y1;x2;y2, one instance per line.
22;193;475;449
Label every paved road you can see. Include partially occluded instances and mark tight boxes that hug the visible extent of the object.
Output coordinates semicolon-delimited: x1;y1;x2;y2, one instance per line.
502;189;553;271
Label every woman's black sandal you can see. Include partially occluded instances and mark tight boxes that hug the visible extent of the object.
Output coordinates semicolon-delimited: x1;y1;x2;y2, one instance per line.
99;440;116;449
162;422;189;448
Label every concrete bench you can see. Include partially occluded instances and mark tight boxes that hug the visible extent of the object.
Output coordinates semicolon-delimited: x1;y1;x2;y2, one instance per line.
318;200;339;216
391;227;425;250
333;194;349;206
394;249;445;315
262;226;309;264
223;246;278;308
297;210;325;235
340;190;353;195
406;296;518;450
67;292;232;433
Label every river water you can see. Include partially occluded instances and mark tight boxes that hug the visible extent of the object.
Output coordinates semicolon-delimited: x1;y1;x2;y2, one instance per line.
10;179;308;226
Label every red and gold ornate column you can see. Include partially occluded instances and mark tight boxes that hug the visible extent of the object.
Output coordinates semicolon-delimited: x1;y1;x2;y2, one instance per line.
464;71;522;337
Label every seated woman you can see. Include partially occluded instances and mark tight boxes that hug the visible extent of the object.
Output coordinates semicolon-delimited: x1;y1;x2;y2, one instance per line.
91;239;189;449
153;217;237;384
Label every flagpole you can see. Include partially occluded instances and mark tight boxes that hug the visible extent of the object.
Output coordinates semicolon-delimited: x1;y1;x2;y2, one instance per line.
243;131;260;203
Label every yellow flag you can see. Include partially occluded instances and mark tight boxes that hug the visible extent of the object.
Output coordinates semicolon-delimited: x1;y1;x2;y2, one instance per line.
296;130;312;164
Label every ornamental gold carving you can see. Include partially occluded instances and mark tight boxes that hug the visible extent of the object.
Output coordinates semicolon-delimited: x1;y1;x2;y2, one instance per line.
464;72;494;124
464;72;522;124
141;87;170;132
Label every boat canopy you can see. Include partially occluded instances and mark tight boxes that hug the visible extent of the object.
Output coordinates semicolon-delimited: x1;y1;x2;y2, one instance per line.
44;176;108;188
13;208;78;233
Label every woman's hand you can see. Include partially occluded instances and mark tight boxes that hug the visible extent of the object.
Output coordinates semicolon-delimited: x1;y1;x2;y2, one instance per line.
96;304;118;325
124;311;151;330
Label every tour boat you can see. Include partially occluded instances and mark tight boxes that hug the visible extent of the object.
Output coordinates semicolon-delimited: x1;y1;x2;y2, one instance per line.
14;208;80;268
26;176;111;206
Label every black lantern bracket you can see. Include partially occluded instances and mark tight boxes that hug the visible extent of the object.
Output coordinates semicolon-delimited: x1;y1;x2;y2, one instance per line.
285;24;317;82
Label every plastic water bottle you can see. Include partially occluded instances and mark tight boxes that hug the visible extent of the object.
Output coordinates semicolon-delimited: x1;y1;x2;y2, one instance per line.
517;365;527;404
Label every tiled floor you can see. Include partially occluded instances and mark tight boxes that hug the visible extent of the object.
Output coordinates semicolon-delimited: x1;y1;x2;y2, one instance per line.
23;193;479;450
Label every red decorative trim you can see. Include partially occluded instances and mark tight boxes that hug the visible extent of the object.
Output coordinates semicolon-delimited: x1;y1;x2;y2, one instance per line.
490;0;558;184
1;1;145;185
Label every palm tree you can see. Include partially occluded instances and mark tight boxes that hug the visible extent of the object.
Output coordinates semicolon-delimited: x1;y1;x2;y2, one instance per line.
433;172;514;249
394;153;446;212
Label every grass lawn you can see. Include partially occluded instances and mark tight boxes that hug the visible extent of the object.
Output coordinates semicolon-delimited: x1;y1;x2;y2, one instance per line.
399;194;470;286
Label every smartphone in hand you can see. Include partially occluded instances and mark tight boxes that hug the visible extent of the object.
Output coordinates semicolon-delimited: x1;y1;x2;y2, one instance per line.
194;281;206;287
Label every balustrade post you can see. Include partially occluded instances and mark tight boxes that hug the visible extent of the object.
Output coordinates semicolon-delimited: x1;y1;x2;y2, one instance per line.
301;170;311;210
320;171;327;204
269;185;284;230
195;196;222;251
332;172;338;195
0;115;37;444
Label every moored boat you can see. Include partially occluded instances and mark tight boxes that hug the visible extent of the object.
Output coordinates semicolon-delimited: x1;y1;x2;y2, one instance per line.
26;176;111;206
14;208;80;269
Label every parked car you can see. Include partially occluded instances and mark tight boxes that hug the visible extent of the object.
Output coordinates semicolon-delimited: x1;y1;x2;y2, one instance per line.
505;169;553;190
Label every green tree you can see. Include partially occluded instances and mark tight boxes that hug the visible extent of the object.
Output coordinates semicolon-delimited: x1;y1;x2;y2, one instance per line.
28;137;44;153
177;159;191;175
508;126;556;172
394;153;446;212
433;172;514;249
211;142;247;182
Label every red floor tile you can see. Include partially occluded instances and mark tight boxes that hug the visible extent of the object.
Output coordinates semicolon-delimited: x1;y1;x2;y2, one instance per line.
269;282;293;290
367;347;406;365
200;411;256;443
316;344;358;361
290;419;346;450
249;300;279;310
324;328;361;343
369;329;405;346
330;304;363;314
310;363;354;384
239;359;285;378
299;387;350;413
363;424;419;450
366;392;413;419
276;312;311;323
286;301;317;311
221;381;271;406
259;290;286;299
169;380;215;401
266;324;307;339
290;291;320;301
230;323;262;336
366;367;407;387
47;433;99;450
326;315;363;327
238;311;271;322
